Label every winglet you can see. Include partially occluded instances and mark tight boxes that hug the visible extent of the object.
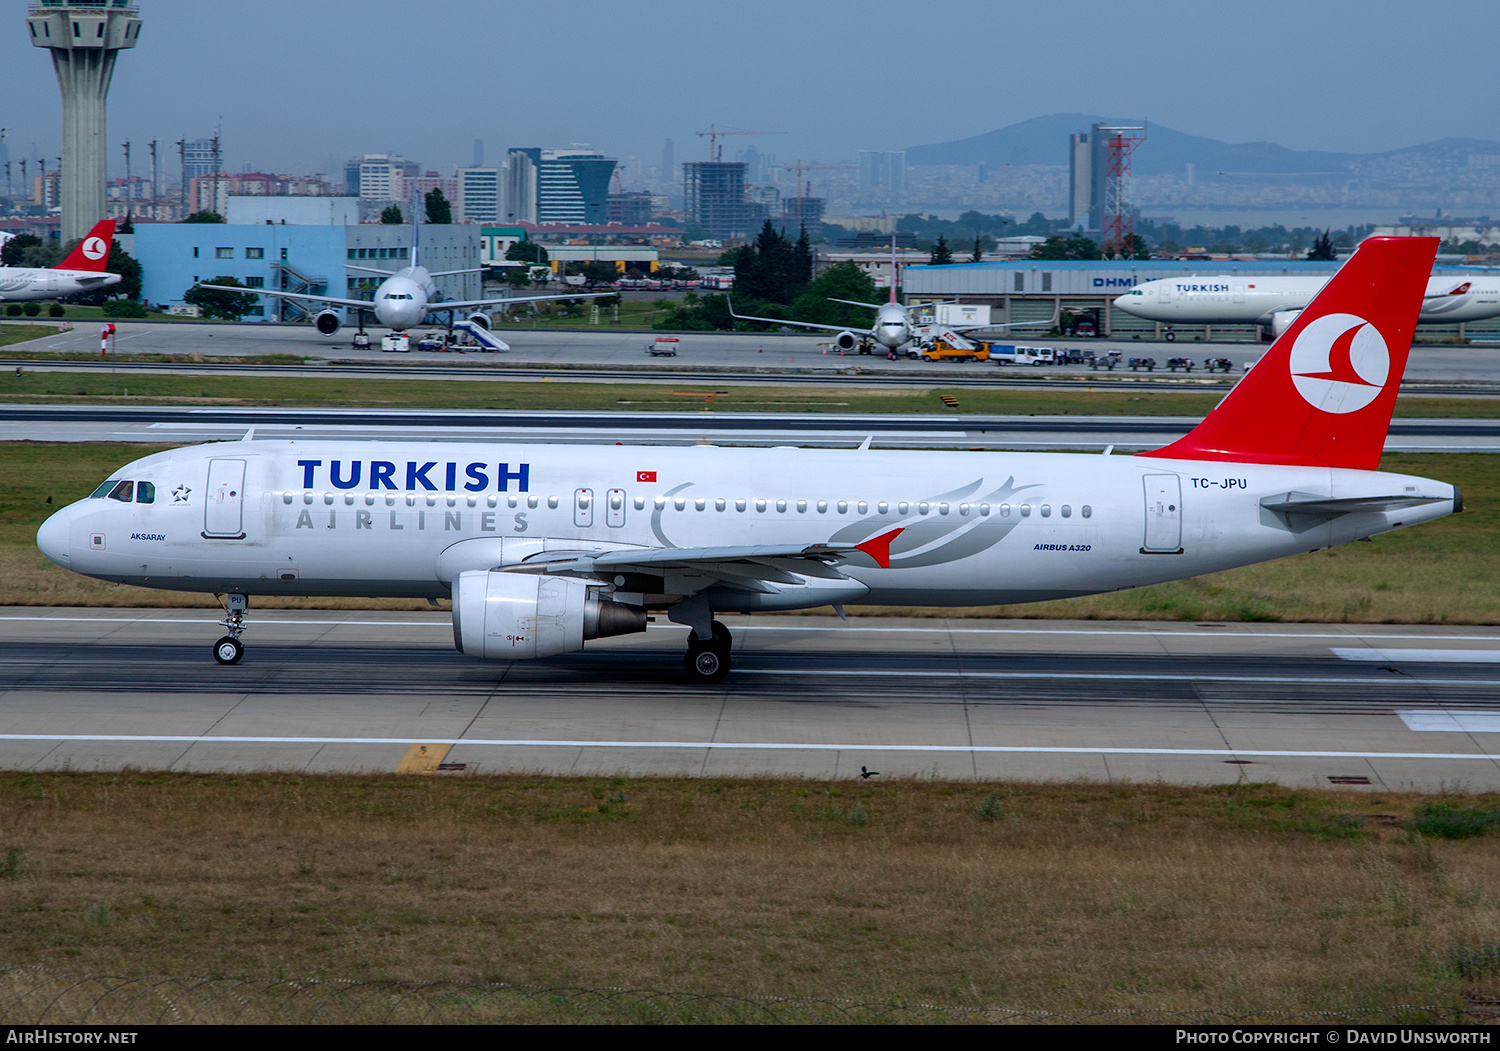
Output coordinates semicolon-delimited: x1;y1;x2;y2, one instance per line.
855;527;903;569
55;219;116;272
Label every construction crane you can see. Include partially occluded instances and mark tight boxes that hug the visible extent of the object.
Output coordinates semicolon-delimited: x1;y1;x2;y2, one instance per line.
696;125;784;162
779;160;854;225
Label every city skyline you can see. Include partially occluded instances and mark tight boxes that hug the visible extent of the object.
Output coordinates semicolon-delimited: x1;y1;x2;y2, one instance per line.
3;0;1498;185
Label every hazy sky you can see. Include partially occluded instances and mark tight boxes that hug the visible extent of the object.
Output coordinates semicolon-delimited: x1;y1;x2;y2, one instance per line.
5;0;1498;180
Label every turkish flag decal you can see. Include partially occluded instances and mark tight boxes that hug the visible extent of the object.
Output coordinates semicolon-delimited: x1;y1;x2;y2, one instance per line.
636;471;657;482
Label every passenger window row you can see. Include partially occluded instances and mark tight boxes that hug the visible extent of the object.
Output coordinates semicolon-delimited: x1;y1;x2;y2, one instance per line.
283;490;1092;519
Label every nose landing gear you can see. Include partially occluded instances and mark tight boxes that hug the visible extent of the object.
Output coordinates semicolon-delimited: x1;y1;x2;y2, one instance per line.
213;593;248;665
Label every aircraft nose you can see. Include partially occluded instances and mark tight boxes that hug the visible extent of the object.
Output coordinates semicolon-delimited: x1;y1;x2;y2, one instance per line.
36;507;71;568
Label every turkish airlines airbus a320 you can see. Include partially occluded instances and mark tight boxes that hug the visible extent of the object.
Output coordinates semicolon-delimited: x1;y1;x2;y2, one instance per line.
38;237;1458;682
0;219;120;303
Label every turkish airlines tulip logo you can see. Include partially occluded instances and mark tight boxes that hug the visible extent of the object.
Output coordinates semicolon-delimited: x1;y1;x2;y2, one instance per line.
81;237;108;261
1288;312;1389;414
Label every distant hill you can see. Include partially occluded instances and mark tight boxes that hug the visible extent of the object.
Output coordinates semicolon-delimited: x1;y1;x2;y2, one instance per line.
904;114;1500;180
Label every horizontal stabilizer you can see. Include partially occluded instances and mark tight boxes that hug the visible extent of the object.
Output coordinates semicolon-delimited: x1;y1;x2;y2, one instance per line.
1260;493;1448;516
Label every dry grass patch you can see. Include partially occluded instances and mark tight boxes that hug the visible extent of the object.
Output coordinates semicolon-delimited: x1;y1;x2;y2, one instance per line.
0;775;1497;1016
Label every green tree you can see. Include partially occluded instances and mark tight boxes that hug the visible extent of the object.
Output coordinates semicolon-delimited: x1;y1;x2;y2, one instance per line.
733;221;808;306
118;215;134;234
1306;229;1336;261
576;260;621;286
505;240;548;265
787;261;881;329
424;188;452;224
1030;234;1102;261
380;205;404;225
929;235;953;266
184;276;259;320
1;234;43;267
970;235;984;263
183;211;224;224
64;242;143;305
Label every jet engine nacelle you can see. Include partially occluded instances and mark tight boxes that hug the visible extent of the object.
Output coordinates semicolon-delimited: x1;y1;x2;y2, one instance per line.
314;309;341;336
450;569;646;660
835;330;857;352
1270;309;1303;338
467;312;491;330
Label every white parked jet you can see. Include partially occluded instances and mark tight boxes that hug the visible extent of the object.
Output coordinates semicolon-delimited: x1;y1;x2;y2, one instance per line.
0;219;121;302
199;216;603;348
1115;270;1500;339
728;242;1051;354
39;237;1457;683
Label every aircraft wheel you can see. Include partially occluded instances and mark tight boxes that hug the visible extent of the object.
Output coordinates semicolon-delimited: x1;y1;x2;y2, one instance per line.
684;639;730;684
709;620;732;646
1164;331;1176;342
213;636;244;665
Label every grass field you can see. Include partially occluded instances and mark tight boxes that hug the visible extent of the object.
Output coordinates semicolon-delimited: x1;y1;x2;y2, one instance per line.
0;442;1494;621
0;773;1496;1020
5;364;1500;420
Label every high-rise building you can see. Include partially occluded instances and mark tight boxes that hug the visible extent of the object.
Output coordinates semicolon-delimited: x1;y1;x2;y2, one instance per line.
182;138;219;183
1069;124;1115;230
504;147;616;225
456;167;501;223
344;153;420;202
858;150;905;198
27;0;142;243
683;161;748;240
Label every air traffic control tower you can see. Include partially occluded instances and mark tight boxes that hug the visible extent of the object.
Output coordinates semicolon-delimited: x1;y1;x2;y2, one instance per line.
27;1;142;244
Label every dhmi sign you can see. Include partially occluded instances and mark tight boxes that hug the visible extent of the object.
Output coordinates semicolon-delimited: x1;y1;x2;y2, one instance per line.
1092;277;1138;288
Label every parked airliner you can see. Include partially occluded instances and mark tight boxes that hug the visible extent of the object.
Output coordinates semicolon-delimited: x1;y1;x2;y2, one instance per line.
728;242;1051;353
38;238;1456;683
1115;270;1500;338
0;219;120;302
200;216;603;345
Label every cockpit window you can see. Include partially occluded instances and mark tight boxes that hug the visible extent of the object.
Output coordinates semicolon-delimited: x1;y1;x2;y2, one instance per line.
89;479;120;498
136;481;155;504
107;480;134;502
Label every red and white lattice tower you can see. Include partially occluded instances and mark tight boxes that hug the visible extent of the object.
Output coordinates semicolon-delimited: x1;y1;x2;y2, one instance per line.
1099;123;1146;258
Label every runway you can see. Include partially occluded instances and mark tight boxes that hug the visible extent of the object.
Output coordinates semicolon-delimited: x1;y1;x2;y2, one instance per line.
3;403;1497;451
10;319;1500;386
3;609;1499;789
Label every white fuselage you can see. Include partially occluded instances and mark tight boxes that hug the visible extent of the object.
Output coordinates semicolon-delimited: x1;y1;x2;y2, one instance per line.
871;302;915;349
368;267;438;330
0;266;121;303
1115;275;1500;327
36;441;1456;610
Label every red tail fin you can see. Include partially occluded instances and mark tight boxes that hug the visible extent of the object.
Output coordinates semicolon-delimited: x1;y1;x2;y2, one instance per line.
55;219;116;272
1140;236;1438;471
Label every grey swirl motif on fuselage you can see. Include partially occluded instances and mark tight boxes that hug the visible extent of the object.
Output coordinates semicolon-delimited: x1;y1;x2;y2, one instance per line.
828;476;1041;569
649;482;695;547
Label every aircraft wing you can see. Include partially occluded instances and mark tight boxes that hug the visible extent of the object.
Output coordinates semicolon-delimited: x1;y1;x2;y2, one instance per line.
516;532;904;581
432;291;615;311
826;298;882;309
199;285;374;311
727;299;865;334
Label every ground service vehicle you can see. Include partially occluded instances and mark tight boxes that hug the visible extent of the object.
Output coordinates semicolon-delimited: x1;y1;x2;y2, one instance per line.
922;340;989;362
646;337;680;357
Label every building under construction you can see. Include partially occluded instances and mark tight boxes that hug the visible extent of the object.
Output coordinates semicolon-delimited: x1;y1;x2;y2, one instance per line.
683;161;748;241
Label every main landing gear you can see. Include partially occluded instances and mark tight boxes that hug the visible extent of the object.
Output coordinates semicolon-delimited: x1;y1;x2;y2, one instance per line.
684;620;732;684
213;593;248;665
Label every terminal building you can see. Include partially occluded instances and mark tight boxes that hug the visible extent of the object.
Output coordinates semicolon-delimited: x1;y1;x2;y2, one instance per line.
904;260;1344;341
132;222;481;320
903;258;1500;342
